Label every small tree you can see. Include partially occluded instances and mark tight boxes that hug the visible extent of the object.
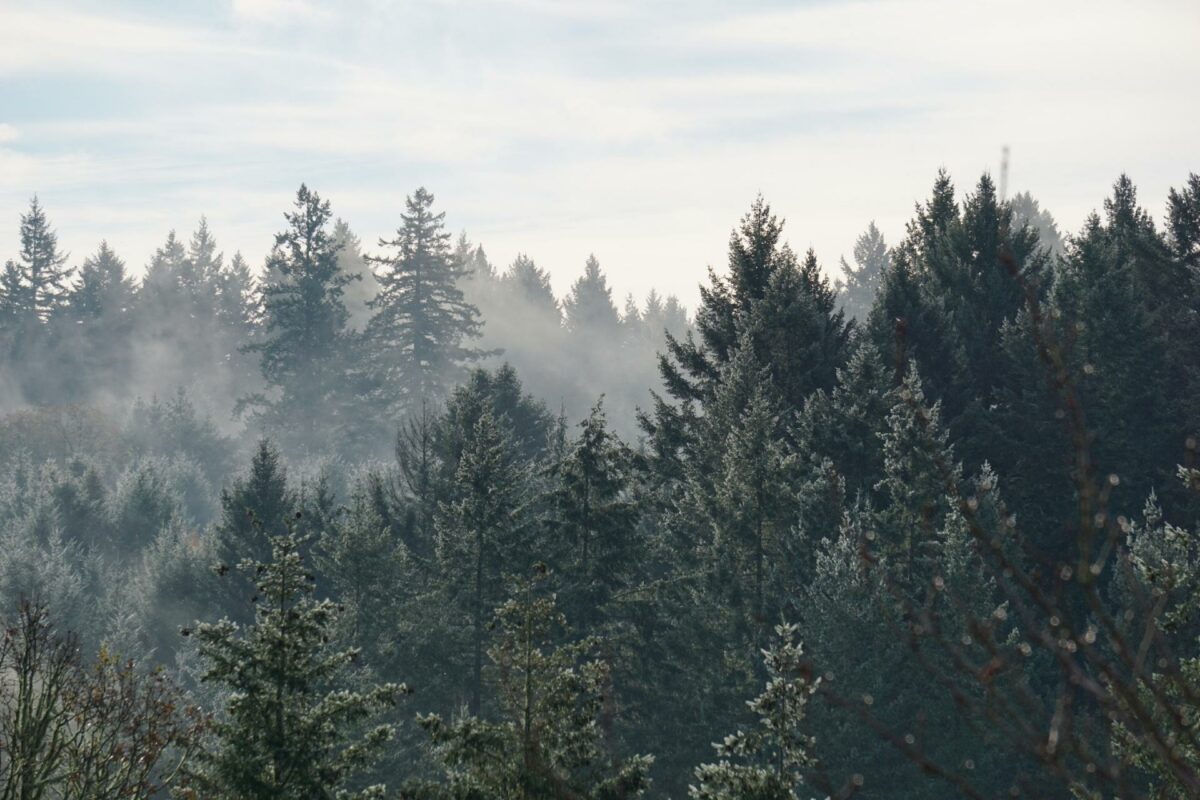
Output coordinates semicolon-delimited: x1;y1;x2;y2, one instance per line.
0;602;205;800
409;565;652;799
690;622;819;800
186;522;407;799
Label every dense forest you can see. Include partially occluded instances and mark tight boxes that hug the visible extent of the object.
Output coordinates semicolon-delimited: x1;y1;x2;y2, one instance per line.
1;170;1199;799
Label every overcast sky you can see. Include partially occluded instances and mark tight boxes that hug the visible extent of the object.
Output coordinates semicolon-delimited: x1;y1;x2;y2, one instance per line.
1;0;1197;309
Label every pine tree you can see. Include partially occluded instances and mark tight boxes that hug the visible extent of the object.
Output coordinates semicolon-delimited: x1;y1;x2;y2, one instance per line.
655;197;849;440
212;440;295;620
690;622;818;800
794;341;892;503
874;363;960;589
835;221;889;322
242;185;354;451
1008;191;1065;258
409;567;652;800
334;219;379;332
502;254;559;321
547;398;638;627
9;196;72;324
316;485;409;667
434;408;531;714
64;241;137;399
563;254;620;338
363;187;485;421
710;378;796;642
186;525;406;800
68;241;134;319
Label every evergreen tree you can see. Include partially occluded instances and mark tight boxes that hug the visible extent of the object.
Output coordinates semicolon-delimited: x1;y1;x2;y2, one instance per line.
434;408;531;714
316;485;409;667
656;197;849;432
65;241;136;398
564;254;620;338
709;378;796;642
363;187;485;423
242;184;354;451
502;254;559;321
835;221;889;322
68;240;134;319
547;398;638;627
690;622;818;800
8;196;72;324
794;341;892;503
408;567;652;800
212;440;295;620
216;251;257;332
1167;172;1200;269
214;440;293;563
874;363;960;588
334;219;379;332
1009;191;1065;258
186;526;406;800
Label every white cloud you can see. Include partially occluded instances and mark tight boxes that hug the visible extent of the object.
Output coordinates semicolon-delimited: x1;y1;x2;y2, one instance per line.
1;0;1197;309
231;0;336;24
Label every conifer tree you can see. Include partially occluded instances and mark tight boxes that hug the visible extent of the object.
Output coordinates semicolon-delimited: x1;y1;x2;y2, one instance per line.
690;622;818;800
242;185;354;450
409;567;652;800
68;241;134;319
564;254;620;338
874;363;960;588
655;197;849;440
363;187;485;420
64;241;136;398
794;341;892;503
710;379;796;640
212;440;295;620
186;525;406;800
316;485;409;666
547;399;638;626
502;254;559;320
333;219;379;332
835;221;889;322
434;408;531;714
8;196;72;324
1008;191;1065;258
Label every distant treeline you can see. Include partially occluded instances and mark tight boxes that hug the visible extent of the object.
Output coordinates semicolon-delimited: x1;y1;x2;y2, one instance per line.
0;171;1198;799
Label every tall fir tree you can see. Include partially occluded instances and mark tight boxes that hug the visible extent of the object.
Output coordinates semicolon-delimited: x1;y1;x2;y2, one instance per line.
242;184;354;452
9;196;72;324
835;221;889;322
546;398;638;628
362;188;485;426
434;408;532;714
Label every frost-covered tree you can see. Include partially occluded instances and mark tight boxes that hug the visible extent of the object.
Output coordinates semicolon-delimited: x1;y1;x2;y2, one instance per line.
186;526;406;800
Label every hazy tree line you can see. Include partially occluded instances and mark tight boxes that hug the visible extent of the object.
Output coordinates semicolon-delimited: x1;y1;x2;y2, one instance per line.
0;186;687;446
0;170;1199;798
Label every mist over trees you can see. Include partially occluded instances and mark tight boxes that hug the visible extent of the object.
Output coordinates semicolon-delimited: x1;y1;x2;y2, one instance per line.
1;170;1200;798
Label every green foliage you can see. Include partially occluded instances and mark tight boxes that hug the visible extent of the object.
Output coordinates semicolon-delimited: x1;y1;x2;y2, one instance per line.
241;184;355;452
186;525;407;800
361;187;485;425
408;568;652;800
690;623;818;800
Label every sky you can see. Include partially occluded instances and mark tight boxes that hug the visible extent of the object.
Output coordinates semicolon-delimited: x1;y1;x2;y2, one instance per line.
1;0;1197;310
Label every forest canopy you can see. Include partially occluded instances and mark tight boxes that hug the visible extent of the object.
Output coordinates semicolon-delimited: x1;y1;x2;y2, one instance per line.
1;171;1200;798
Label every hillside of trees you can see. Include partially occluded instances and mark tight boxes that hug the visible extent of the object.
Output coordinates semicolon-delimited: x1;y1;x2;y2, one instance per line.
1;170;1199;798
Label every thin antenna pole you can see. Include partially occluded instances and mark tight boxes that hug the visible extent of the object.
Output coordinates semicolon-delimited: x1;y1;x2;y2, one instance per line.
999;145;1010;203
